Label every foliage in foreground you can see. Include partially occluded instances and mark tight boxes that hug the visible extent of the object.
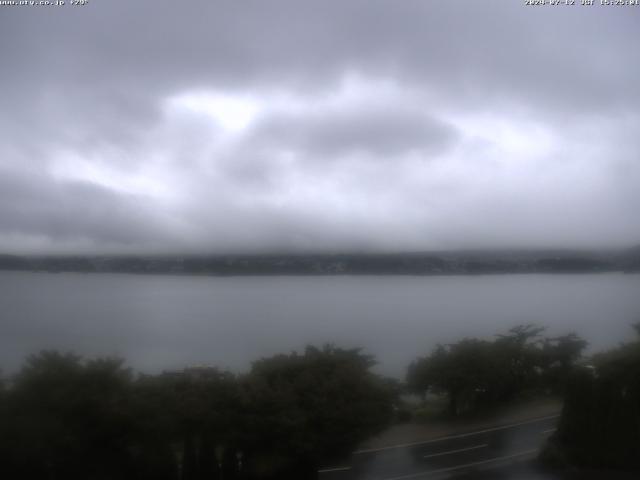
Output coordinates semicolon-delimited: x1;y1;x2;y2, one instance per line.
542;324;640;472
0;346;395;480
406;324;587;416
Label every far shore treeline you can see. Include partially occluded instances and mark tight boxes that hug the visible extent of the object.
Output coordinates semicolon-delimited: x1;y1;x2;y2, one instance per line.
0;246;640;276
1;324;639;479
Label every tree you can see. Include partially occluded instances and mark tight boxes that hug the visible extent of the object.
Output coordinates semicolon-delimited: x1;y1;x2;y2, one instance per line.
540;333;588;393
239;345;395;478
408;339;506;416
543;324;640;472
408;325;587;417
0;346;395;480
493;324;546;398
3;351;139;480
160;367;240;480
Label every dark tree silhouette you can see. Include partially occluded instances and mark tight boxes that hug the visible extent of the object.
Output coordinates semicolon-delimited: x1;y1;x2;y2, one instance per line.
239;345;395;478
0;345;395;480
543;324;640;472
408;325;587;417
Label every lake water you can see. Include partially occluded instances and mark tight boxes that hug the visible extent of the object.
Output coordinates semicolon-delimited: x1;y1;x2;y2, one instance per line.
1;272;639;378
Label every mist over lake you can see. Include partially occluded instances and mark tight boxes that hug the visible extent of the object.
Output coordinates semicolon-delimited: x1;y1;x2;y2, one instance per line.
2;271;638;378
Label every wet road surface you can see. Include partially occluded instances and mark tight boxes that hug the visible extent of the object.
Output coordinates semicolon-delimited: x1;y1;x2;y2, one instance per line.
319;415;565;479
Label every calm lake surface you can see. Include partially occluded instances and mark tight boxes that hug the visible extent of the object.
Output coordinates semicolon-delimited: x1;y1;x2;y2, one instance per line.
1;271;639;377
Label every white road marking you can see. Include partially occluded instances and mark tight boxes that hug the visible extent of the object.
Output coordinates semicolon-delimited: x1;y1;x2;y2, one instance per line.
423;443;488;459
541;428;556;434
353;414;559;454
383;449;538;480
318;466;352;474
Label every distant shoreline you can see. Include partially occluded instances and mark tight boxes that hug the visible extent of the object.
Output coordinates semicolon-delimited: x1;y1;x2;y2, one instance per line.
1;249;638;277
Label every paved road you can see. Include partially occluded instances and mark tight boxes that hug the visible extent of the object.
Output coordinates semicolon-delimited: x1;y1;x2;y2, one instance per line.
319;415;563;480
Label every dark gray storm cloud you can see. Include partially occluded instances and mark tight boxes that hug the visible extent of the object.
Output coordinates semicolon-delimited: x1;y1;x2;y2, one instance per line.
247;107;457;159
0;0;639;252
0;167;178;251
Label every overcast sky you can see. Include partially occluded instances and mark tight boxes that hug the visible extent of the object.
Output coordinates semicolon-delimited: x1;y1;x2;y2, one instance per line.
1;0;639;254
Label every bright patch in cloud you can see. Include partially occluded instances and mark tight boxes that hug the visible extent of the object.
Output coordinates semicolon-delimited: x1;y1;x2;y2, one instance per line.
167;91;261;132
50;149;172;199
450;112;555;159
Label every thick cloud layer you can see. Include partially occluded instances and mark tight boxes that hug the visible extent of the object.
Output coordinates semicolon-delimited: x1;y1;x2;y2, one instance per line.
0;0;638;253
